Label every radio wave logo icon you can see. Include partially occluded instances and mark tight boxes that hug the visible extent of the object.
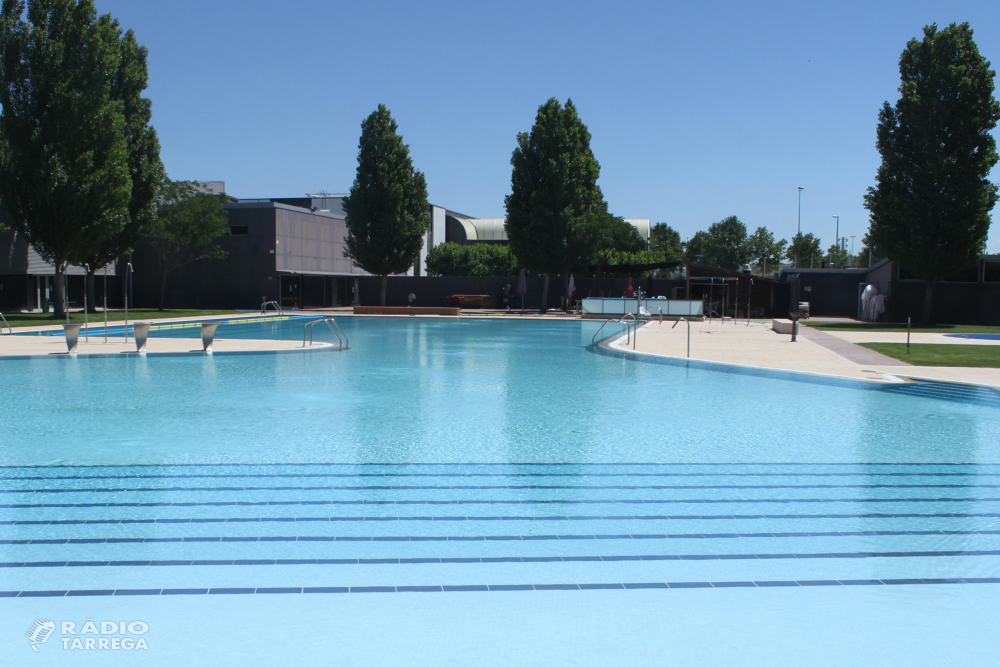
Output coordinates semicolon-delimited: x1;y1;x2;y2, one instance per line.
25;619;56;652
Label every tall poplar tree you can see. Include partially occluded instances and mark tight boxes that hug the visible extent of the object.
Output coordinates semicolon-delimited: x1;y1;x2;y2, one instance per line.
864;23;999;322
0;0;132;317
81;25;163;311
505;98;608;312
343;104;429;306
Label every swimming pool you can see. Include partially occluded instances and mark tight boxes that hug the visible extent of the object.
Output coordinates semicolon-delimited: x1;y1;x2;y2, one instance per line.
946;333;1000;341
2;317;1000;665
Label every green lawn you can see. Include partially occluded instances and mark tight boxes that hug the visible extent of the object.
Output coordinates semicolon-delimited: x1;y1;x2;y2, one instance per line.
805;321;1000;335
859;343;1000;367
2;309;245;329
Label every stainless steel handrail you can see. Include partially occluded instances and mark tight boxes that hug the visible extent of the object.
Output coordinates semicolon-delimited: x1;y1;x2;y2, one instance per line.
591;318;630;346
672;317;691;358
261;300;282;315
0;312;11;334
619;313;637;347
303;316;348;349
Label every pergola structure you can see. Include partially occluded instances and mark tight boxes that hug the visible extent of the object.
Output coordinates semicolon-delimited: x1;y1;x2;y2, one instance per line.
684;262;780;319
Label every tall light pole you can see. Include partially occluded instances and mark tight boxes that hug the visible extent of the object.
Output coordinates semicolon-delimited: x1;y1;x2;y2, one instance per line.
795;187;804;268
831;215;839;268
850;235;855;266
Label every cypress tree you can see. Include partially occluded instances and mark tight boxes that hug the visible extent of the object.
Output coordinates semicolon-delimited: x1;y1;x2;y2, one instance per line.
0;0;132;317
505;98;608;312
343;104;429;306
81;25;163;311
864;23;999;322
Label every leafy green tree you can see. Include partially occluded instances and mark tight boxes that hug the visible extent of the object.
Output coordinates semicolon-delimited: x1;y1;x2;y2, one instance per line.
595;249;661;278
864;23;999;321
649;223;683;262
425;243;519;277
826;243;849;269
583;214;644;255
785;232;823;267
343;104;429;306
683;216;748;270
147;179;229;310
746;226;786;275
684;230;713;264
80;24;163;311
853;232;884;268
505;98;608;312
0;0;132;317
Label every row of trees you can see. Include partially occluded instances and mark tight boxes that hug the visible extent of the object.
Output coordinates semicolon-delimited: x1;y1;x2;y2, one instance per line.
339;100;661;305
0;0;230;314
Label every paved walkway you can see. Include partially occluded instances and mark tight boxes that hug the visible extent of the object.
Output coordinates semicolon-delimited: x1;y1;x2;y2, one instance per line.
617;320;1000;388
818;329;1000;346
797;326;911;365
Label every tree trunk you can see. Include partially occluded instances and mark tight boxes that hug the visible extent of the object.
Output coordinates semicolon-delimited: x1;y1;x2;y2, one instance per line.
539;274;550;313
922;280;935;324
53;263;66;318
86;268;97;313
380;274;387;307
159;268;169;311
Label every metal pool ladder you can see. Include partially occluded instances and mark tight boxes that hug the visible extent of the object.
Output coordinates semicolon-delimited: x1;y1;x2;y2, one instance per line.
261;299;283;315
0;311;10;334
303;316;349;349
592;315;635;346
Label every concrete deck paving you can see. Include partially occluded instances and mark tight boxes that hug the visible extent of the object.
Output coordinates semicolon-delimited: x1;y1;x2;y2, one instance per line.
616;319;1000;388
817;329;1000;346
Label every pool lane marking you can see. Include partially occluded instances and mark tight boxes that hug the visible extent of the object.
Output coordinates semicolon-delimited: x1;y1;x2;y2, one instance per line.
5;511;1000;525
4;497;1000;511
6;471;999;481
4;578;1000;596
10;472;1000;482
3;548;1000;569
7;483;1000;493
3;462;996;469
5;528;998;545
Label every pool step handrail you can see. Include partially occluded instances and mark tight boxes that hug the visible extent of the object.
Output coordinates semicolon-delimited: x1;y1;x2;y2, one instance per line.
0;311;10;334
303;316;348;349
618;313;638;347
591;317;632;347
261;299;282;315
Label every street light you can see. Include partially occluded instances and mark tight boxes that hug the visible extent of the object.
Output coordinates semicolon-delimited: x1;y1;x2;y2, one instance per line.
832;215;839;268
795;187;804;268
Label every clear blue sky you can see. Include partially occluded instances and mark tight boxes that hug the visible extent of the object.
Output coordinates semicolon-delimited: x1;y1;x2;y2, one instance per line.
96;0;1000;254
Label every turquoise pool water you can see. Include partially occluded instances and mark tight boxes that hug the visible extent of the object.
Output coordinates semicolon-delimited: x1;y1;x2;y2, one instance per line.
2;317;1000;665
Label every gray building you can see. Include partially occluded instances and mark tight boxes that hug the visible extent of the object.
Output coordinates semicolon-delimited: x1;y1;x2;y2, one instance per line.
131;195;372;310
0;207;120;313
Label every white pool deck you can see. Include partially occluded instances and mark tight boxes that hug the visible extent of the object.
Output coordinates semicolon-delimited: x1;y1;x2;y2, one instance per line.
611;320;1000;388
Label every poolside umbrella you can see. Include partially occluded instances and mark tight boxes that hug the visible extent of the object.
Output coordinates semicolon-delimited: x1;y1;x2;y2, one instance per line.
567;274;576;309
624;277;634;298
516;269;527;312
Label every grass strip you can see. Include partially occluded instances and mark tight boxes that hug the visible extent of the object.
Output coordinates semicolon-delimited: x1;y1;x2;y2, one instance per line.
859;343;1000;368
